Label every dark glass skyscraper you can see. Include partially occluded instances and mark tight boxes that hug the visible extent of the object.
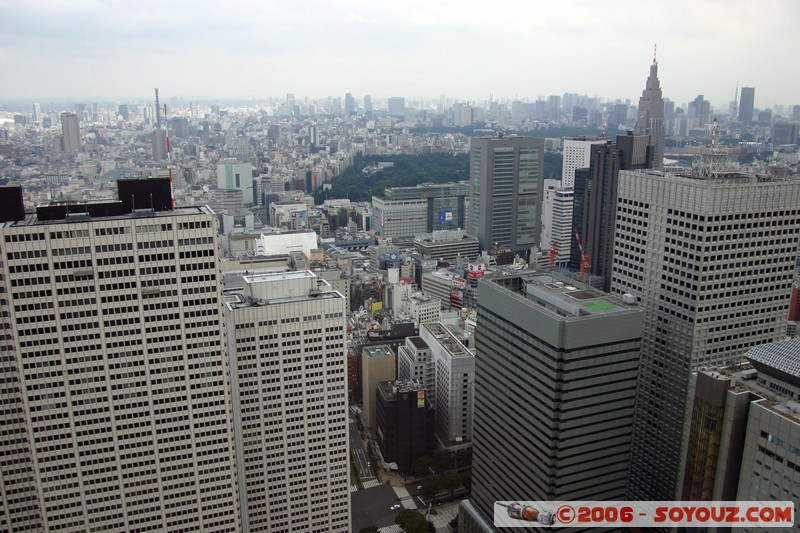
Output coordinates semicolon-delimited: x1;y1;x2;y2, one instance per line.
570;133;651;291
468;136;544;257
739;87;755;124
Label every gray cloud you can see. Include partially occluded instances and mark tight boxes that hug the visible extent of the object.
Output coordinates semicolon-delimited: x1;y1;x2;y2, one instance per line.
0;0;798;108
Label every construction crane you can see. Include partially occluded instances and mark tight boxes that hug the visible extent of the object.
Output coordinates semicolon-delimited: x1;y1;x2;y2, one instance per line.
572;227;590;283
497;502;555;525
549;241;558;271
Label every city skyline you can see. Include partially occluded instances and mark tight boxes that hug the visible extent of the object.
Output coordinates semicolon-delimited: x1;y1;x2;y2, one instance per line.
1;1;799;108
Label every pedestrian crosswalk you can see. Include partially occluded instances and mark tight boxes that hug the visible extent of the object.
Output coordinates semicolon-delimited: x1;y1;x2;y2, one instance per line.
378;525;402;533
350;484;358;493
362;479;381;488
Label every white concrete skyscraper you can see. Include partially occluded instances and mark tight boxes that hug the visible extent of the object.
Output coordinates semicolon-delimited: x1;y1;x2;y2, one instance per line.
633;50;665;169
611;167;800;500
0;180;239;532
225;271;351;532
561;138;605;189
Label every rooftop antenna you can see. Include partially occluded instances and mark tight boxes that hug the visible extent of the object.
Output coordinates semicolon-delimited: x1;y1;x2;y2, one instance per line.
653;43;657;64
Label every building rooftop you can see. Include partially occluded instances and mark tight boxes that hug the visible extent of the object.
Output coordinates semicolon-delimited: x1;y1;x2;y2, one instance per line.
225;271;342;310
421;322;473;359
488;271;638;319
364;345;395;359
407;336;429;350
377;379;427;400
745;338;800;387
244;270;315;284
4;204;214;228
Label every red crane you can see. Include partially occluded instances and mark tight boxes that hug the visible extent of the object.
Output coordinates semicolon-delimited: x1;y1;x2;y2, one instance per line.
572;227;590;283
549;241;558;271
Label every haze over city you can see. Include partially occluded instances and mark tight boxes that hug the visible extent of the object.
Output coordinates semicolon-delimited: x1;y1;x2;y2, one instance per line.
2;0;799;107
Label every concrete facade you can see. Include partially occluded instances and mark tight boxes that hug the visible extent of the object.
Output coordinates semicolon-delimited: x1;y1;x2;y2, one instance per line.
225;271;351;532
468;272;643;523
612;168;800;500
468;136;544;256
0;203;240;531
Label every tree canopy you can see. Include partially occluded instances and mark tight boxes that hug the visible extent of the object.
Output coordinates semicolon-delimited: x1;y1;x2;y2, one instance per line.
314;153;469;203
395;509;433;533
314;150;563;204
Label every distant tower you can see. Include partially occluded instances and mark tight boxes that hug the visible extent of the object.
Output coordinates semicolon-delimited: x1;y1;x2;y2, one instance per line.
60;112;80;154
32;103;41;123
738;87;755;124
634;47;665;169
729;83;739;122
155;88;162;129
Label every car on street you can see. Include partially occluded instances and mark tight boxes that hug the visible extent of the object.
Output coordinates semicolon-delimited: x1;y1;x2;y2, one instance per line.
390;504;401;510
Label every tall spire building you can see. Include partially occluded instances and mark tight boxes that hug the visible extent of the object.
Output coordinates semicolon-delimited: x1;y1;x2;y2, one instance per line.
634;48;665;170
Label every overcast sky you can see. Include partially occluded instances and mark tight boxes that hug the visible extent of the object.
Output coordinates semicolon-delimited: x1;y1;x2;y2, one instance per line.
1;0;798;109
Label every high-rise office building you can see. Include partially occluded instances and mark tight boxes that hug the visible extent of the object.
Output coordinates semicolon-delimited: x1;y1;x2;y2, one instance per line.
739;87;755;124
611;167;800;501
60;112;80;154
633;54;665;169
217;159;255;204
771;122;799;145
383;181;470;232
397;322;475;446
32;103;41;123
689;95;711;128
387;97;405;117
418;322;474;445
363;95;373;118
362;344;397;430
468;136;544;257
224;271;351;532
118;104;130;120
152;129;167;161
570;133;651;291
0;180;240;532
540;181;573;267
375;379;436;475
460;272;642;531
561;138;605;189
344;92;356;116
413;229;480;263
678;339;800;533
370;196;428;244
